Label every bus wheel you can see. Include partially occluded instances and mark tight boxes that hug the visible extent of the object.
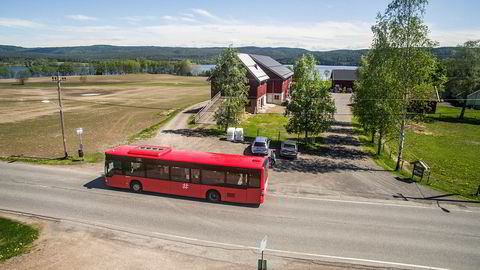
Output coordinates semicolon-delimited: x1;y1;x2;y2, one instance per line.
130;181;142;193
206;190;221;203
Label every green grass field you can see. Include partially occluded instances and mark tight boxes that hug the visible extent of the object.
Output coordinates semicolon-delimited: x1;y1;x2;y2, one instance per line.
0;217;39;261
359;106;480;198
240;113;292;141
238;113;328;150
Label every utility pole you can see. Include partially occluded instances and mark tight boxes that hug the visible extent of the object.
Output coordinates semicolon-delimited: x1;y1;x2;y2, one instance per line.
52;72;68;159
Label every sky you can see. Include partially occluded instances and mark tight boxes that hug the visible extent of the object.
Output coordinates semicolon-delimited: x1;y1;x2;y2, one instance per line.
0;0;479;51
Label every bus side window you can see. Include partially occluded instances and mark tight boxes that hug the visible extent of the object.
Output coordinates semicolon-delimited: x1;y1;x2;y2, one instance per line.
171;166;190;182
145;164;169;180
125;161;145;177
226;172;245;187
191;169;201;184
106;160;122;176
201;170;225;185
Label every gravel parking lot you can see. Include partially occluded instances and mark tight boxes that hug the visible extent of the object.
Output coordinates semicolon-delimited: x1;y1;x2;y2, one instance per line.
141;93;441;201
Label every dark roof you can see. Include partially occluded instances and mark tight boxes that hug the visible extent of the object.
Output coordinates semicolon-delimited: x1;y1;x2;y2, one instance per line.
250;54;293;80
331;69;357;81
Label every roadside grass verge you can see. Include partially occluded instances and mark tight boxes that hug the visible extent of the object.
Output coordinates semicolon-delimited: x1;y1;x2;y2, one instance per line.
354;106;480;198
0;217;39;261
0;152;104;165
127;108;181;143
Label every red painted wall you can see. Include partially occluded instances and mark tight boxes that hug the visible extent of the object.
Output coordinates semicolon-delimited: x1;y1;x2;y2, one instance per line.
257;82;267;97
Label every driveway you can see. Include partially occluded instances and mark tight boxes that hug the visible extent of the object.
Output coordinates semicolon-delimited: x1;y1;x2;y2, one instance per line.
142;94;442;202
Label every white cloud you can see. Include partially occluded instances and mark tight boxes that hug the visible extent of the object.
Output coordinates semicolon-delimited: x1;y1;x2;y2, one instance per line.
430;28;480;47
63;25;118;33
162;15;196;23
0;17;44;27
180;13;194;18
2;11;479;51
65;14;97;21
121;16;156;22
139;21;373;50
191;8;218;21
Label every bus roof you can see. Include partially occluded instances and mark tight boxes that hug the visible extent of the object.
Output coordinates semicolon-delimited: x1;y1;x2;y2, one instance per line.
105;145;266;169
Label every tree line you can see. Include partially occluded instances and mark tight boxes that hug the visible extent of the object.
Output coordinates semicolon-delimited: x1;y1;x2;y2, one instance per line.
0;58;198;80
352;0;479;171
0;44;460;66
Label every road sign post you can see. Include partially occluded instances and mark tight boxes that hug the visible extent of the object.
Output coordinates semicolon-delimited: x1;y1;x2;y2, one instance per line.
258;235;268;270
76;128;84;160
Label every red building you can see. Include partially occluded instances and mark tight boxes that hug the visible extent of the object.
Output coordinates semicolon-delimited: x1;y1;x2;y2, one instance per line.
330;69;357;92
237;54;269;113
250;54;293;104
210;53;293;113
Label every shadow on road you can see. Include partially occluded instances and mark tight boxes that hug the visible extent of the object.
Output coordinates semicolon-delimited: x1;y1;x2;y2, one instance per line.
327;127;363;136
183;107;203;114
393;192;480;204
322;135;361;146
83;176;260;208
300;145;369;160
332;121;361;128
273;157;386;174
394;176;416;184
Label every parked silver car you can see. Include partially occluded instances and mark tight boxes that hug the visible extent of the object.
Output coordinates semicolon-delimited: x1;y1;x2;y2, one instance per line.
251;137;269;156
280;141;298;158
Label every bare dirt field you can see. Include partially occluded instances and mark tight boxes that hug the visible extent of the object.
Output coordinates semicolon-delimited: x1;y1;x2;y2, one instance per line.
0;74;210;158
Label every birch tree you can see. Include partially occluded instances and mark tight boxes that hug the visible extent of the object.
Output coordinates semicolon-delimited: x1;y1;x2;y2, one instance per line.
285;54;336;141
374;0;438;171
212;47;249;131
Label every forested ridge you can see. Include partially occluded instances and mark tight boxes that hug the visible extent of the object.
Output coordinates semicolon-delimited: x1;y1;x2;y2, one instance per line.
0;44;457;65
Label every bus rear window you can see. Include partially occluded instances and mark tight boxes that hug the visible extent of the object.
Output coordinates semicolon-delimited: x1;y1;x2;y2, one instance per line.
247;173;261;188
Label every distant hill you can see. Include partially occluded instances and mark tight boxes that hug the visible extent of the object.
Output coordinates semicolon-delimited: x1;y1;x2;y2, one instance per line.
0;45;457;65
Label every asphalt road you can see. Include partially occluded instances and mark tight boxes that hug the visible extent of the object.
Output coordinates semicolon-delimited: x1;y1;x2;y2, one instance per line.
1;162;479;270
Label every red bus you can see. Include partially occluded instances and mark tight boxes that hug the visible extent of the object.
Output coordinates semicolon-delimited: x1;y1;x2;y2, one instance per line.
104;145;269;205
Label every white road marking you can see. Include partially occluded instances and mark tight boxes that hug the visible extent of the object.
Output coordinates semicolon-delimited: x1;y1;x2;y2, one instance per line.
100;219;451;270
0;209;449;270
268;193;476;213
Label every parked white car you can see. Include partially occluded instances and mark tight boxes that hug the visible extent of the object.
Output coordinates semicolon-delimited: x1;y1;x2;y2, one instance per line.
251;137;269;156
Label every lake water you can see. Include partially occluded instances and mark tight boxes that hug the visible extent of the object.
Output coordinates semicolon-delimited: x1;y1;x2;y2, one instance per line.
4;64;357;79
192;64;357;79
